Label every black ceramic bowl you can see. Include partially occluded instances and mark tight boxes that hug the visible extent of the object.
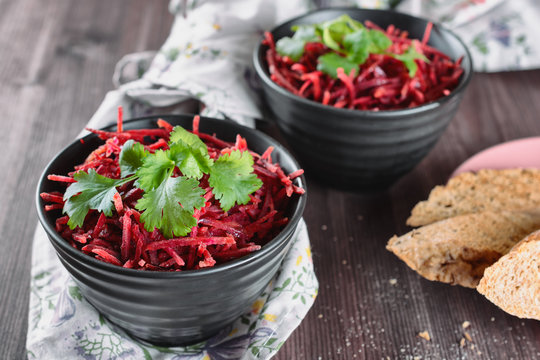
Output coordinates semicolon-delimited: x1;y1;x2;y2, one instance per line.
36;115;306;346
253;8;473;191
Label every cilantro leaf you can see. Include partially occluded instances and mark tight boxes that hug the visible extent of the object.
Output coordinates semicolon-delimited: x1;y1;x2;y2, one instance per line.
167;143;212;179
169;125;207;152
317;52;358;78
321;26;342;52
367;29;392;53
280;16;400;80
276;37;306;62
341;14;364;31
343;28;391;65
63;170;133;229
393;43;429;77
290;25;319;42
169;126;213;178
318;15;363;52
208;150;263;211
312;18;392;78
63;123;266;239
276;25;319;62
119;140;147;177
136;149;175;192
135;176;206;238
343;29;371;64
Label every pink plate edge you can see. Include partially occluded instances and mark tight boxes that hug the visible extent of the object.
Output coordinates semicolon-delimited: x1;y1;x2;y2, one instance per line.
451;136;540;178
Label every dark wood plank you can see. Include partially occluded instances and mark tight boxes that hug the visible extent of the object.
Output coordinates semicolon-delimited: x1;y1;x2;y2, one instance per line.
0;1;173;358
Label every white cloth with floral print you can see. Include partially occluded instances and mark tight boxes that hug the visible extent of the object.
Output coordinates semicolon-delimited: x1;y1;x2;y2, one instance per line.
27;1;320;359
397;0;540;72
28;0;540;359
84;0;540;128
28;220;316;360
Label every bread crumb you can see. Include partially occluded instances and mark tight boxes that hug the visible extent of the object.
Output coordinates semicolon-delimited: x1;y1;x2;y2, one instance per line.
470;344;475;350
491;317;495;321
462;321;470;329
418;331;431;341
321;225;328;231
389;278;398;285
342;260;348;265
477;351;482;356
413;356;421;360
460;338;466;347
464;331;473;342
318;314;323;319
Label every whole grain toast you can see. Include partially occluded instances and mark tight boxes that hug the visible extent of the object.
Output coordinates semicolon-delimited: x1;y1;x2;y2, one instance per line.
477;230;540;320
387;210;540;288
407;169;540;227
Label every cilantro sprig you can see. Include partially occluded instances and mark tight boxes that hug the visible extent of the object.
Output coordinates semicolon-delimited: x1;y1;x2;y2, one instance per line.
275;14;428;78
63;126;263;238
136;176;206;238
63;170;136;230
209;150;262;212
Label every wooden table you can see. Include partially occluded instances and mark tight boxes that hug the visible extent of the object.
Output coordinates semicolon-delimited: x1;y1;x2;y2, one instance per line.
1;1;539;359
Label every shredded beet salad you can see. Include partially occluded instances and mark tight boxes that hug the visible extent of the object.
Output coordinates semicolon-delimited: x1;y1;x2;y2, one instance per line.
41;114;305;271
263;16;464;110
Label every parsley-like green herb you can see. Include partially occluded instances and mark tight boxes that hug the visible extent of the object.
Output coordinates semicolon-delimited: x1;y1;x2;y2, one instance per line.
63;169;136;229
119;140;147;177
208;150;263;211
136;149;176;191
136;176;206;238
275;25;319;62
63;125;263;238
317;53;358;79
392;42;429;77
275;14;427;78
168;126;213;179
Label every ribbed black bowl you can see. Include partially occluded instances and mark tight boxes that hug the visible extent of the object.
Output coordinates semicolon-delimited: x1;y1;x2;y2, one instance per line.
36;115;306;346
253;8;473;191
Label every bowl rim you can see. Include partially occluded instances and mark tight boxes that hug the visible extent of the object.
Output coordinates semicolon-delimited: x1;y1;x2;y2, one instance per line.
35;114;307;279
252;7;473;118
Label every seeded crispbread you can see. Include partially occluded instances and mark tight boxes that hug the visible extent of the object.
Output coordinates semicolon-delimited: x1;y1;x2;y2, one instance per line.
477;230;540;320
407;169;540;227
387;210;540;288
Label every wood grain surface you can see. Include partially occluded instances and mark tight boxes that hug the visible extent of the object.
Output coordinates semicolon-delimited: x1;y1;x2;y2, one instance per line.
1;1;540;359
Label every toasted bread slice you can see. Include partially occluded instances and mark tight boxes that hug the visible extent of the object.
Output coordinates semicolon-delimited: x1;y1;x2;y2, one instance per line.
477;230;540;320
407;169;540;227
387;210;540;288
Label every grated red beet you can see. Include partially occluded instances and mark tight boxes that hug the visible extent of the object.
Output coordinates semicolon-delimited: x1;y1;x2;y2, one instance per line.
263;21;463;110
41;114;304;271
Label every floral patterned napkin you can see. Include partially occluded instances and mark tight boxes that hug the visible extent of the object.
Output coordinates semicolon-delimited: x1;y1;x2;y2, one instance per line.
396;0;540;72
28;221;316;360
28;1;319;359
